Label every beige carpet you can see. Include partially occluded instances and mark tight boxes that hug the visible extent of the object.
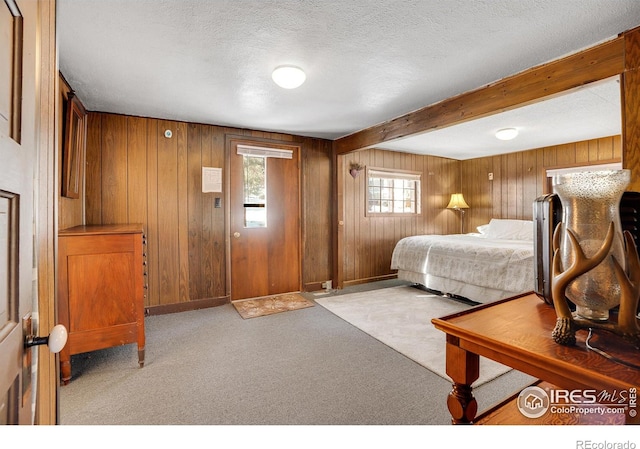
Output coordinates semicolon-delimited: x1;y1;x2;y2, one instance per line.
315;285;511;386
233;292;314;319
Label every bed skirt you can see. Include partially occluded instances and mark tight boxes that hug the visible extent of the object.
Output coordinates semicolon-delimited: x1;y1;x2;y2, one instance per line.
396;269;526;304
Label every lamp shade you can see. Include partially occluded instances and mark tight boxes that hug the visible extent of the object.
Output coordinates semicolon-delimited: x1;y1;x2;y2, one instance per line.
446;193;469;210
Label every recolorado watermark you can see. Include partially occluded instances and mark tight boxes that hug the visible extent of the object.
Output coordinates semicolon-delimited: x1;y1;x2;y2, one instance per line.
516;385;637;420
576;442;636;449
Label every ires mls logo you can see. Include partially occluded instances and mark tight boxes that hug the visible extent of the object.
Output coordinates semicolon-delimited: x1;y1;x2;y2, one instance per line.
517;386;550;418
517;386;636;419
629;387;637;417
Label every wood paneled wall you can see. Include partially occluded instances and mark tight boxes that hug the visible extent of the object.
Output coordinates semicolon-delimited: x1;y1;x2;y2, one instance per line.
85;112;333;310
339;149;460;285
461;135;621;231
339;136;620;286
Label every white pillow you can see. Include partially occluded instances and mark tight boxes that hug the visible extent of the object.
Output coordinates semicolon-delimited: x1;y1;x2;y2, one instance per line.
486;219;533;240
516;220;534;241
476;224;490;234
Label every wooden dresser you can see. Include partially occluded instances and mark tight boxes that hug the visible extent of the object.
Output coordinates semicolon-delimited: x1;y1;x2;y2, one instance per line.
58;224;146;384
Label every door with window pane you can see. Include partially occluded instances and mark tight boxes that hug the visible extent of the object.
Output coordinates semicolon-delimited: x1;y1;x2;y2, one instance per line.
230;141;301;300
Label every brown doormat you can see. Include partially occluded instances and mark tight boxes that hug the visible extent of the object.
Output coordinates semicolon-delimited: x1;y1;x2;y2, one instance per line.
232;293;315;319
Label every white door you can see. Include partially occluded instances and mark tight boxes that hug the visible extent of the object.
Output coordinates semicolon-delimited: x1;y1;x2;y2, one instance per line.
0;0;39;424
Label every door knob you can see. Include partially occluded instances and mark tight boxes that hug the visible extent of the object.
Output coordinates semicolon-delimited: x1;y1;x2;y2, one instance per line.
24;324;68;354
233;232;241;238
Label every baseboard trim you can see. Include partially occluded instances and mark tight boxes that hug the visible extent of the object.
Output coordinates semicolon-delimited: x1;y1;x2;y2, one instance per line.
304;281;327;292
145;296;230;316
342;274;397;288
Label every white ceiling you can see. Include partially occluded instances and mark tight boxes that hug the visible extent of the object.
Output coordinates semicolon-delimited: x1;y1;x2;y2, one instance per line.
381;76;622;159
56;1;640;159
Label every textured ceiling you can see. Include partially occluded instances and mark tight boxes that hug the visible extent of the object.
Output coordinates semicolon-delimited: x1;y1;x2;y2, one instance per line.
382;76;622;159
57;1;640;159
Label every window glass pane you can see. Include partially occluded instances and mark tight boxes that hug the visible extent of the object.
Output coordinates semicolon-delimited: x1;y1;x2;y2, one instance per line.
366;169;421;215
243;156;267;228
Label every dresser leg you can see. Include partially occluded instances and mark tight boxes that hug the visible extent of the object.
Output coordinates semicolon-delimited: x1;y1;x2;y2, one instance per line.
60;357;71;385
138;347;145;368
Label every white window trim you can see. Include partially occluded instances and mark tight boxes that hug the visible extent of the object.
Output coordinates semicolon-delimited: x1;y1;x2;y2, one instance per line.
545;162;622;177
237;144;292;159
366;166;422;216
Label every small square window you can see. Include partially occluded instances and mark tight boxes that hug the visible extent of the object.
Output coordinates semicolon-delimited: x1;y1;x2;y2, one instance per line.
366;168;421;216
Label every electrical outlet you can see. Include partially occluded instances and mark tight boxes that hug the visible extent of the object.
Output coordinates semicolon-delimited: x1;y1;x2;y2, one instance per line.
321;280;332;290
488;172;494;181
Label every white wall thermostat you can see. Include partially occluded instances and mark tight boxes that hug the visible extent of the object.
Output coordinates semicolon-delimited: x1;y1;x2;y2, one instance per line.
164;129;172;138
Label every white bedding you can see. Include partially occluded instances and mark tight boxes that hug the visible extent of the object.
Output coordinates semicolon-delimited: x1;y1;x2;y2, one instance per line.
390;233;535;303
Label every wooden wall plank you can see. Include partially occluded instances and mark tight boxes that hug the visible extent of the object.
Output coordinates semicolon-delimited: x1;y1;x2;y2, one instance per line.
187;124;203;300
491;155;501;220
589;140;600;162
85;112;102;225
522;150;537;218
302;138;333;289
126;116;148;226
613;135;622;160
597;136;614;160
210;128;226;297
157;120;180;304
101;114;128;224
146;119;159;307
176;122;189;303
575;141;589;164
200;125;215;298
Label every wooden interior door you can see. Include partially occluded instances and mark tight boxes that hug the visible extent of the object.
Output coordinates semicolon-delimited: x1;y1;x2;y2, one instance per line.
0;0;37;424
230;141;301;300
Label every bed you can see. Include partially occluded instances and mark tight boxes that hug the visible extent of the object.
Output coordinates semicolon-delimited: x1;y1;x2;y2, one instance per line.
390;219;535;303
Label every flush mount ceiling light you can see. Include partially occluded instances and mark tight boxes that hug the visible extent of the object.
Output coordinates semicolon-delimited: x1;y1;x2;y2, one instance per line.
495;128;519;141
272;65;306;89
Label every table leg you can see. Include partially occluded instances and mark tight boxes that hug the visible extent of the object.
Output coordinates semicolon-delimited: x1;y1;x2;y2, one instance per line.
445;338;480;424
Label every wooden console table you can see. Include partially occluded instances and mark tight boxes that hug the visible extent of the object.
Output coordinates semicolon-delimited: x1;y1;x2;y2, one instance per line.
58;224;146;384
432;293;640;425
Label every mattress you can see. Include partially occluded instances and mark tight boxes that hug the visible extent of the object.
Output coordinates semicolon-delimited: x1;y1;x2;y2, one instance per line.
390;233;535;303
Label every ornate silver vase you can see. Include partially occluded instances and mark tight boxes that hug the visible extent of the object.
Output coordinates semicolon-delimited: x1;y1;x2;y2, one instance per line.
552;169;630;320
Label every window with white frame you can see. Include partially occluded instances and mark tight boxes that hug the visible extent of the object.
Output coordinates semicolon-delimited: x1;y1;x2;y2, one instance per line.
366;168;421;215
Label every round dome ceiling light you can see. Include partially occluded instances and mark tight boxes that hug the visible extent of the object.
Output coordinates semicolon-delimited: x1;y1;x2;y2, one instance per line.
272;65;306;89
495;128;519;141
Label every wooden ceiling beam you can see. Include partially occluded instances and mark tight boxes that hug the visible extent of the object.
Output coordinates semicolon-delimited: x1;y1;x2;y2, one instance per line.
622;26;640;191
334;36;625;155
